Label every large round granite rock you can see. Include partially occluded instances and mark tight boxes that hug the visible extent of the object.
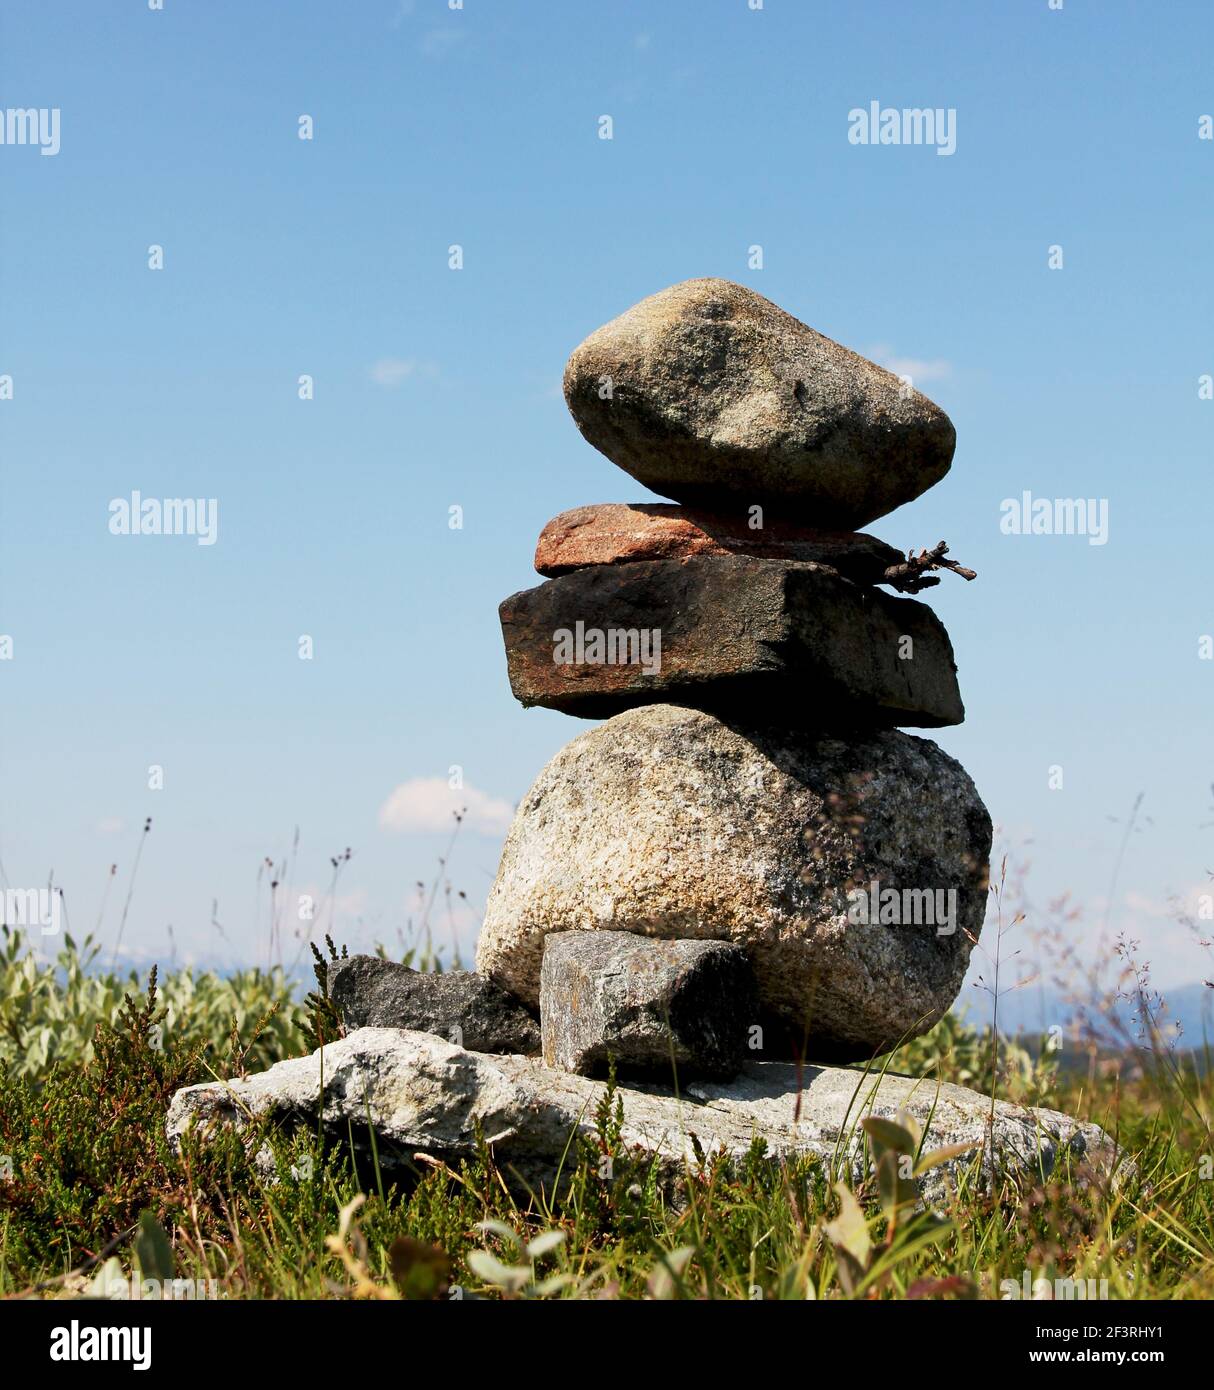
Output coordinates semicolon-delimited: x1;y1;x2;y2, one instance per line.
562;278;955;529
476;704;991;1060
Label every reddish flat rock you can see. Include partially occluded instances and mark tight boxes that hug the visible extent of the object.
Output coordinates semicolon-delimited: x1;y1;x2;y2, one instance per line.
534;503;903;585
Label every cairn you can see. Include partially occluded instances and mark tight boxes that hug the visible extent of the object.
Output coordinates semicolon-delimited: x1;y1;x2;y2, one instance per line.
168;285;1118;1193
477;278;992;1072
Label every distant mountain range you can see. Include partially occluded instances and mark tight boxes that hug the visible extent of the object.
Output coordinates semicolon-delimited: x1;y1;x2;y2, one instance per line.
959;979;1214;1049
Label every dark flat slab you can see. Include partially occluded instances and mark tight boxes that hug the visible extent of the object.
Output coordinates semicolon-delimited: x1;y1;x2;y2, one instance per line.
499;555;964;728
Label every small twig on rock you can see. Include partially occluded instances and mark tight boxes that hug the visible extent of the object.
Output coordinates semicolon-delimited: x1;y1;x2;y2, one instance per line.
882;541;977;594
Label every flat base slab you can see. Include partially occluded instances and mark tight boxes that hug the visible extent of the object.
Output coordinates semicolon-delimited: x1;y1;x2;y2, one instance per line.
500;555;964;728
166;1028;1121;1206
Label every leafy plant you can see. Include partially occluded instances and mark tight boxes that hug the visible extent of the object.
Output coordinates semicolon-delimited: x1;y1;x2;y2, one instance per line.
467;1222;572;1298
822;1111;977;1298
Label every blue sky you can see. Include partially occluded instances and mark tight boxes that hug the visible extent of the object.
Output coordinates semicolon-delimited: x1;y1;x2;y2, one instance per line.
2;0;1212;1017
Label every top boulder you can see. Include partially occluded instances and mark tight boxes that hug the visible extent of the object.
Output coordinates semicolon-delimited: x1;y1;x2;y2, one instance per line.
563;278;955;529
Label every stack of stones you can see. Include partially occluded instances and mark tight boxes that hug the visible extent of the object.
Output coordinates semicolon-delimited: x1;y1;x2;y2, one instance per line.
476;278;992;1075
168;283;1118;1190
324;279;991;1083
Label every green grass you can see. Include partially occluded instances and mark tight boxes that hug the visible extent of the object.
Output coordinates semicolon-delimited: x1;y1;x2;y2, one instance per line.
1;926;1212;1300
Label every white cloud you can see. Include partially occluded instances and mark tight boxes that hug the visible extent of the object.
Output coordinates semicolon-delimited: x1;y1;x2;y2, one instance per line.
379;777;515;836
96;816;124;834
369;357;437;387
391;1;465;59
869;343;953;385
